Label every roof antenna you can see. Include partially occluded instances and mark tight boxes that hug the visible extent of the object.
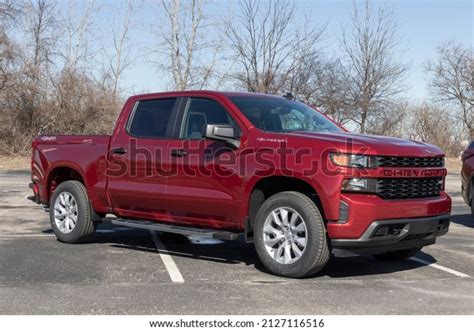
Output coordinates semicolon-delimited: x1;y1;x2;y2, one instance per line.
283;92;294;100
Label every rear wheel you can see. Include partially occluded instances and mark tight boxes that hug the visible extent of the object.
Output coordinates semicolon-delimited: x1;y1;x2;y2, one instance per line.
254;191;330;278
373;247;421;261
50;180;96;243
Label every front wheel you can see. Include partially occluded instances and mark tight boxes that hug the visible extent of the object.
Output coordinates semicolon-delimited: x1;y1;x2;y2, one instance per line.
49;180;96;243
254;191;330;278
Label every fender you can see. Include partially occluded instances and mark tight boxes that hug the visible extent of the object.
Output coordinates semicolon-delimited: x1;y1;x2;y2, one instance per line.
45;161;88;201
240;170;329;228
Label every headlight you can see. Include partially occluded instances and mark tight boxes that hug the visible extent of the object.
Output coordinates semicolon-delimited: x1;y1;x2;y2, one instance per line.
330;153;375;168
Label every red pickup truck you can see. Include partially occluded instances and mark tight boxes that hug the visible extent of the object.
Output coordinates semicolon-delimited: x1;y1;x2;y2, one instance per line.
29;91;451;278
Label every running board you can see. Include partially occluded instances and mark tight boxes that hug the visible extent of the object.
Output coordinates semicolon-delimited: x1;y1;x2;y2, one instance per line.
109;218;240;240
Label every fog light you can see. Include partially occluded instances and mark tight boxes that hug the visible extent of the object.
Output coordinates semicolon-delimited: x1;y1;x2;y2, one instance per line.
373;224;406;237
342;178;368;191
374;226;389;237
387;224;405;236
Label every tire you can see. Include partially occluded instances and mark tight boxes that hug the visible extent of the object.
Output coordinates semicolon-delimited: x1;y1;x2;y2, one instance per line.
373;247;421;261
253;191;330;278
49;180;96;243
471;186;474;218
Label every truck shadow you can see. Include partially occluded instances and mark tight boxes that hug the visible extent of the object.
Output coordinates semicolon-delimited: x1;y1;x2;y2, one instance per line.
89;223;431;279
321;254;427;278
450;213;473;228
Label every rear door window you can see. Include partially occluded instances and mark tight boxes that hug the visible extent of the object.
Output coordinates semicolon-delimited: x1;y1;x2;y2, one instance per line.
128;98;177;138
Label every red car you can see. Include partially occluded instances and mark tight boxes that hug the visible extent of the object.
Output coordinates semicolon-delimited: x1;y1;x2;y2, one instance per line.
461;140;474;217
29;91;451;278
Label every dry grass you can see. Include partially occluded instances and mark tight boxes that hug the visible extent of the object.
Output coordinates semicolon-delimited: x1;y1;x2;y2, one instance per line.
0;155;30;171
445;157;462;174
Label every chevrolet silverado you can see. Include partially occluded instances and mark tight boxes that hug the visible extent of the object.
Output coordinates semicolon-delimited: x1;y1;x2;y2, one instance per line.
29;91;451;278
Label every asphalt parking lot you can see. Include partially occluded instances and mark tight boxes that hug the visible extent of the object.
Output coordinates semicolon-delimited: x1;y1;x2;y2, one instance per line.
0;171;472;314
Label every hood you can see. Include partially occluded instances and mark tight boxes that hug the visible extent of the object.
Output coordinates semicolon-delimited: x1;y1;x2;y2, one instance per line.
285;131;444;157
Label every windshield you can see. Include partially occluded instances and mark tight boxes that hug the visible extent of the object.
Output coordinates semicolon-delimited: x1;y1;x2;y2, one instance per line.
229;96;342;133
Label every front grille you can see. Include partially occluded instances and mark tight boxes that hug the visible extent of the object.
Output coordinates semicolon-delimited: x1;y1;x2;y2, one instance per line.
377;156;444;168
376;177;442;199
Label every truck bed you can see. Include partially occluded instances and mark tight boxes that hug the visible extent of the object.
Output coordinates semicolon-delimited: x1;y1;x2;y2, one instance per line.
31;135;111;213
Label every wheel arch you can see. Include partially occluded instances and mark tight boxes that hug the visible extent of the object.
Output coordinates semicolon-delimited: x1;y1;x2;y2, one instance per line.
46;165;103;221
246;176;325;228
46;163;86;203
470;176;474;205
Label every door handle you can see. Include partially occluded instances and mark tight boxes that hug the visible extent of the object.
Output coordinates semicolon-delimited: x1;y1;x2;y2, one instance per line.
111;147;127;155
171;149;187;157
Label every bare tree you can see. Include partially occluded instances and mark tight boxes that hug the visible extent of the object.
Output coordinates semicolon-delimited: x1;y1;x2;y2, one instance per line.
286;58;353;125
42;1;117;138
0;0;20;90
0;0;60;152
409;103;464;156
0;0;18;40
340;0;408;133
58;0;97;73
0;0;16;20
102;0;135;100
150;0;224;90
226;0;325;94
165;0;203;90
366;101;406;137
14;0;58;138
426;42;473;139
48;69;116;135
24;0;57;76
0;0;125;154
0;0;21;152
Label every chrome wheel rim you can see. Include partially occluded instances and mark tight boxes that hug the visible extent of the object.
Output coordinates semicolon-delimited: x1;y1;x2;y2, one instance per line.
53;192;78;234
263;207;307;264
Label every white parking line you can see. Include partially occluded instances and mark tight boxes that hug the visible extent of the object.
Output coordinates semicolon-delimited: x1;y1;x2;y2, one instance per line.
0;234;55;237
149;230;185;283
410;257;470;278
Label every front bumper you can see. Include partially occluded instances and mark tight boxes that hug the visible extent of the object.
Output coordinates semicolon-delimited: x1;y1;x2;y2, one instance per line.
327;192;451;239
331;214;450;253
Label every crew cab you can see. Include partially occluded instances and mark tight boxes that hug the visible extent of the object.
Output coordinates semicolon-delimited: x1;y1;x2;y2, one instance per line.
29;91;451;278
461;140;474;217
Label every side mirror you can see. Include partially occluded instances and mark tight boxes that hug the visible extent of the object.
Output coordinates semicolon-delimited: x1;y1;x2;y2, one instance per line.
204;124;240;149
